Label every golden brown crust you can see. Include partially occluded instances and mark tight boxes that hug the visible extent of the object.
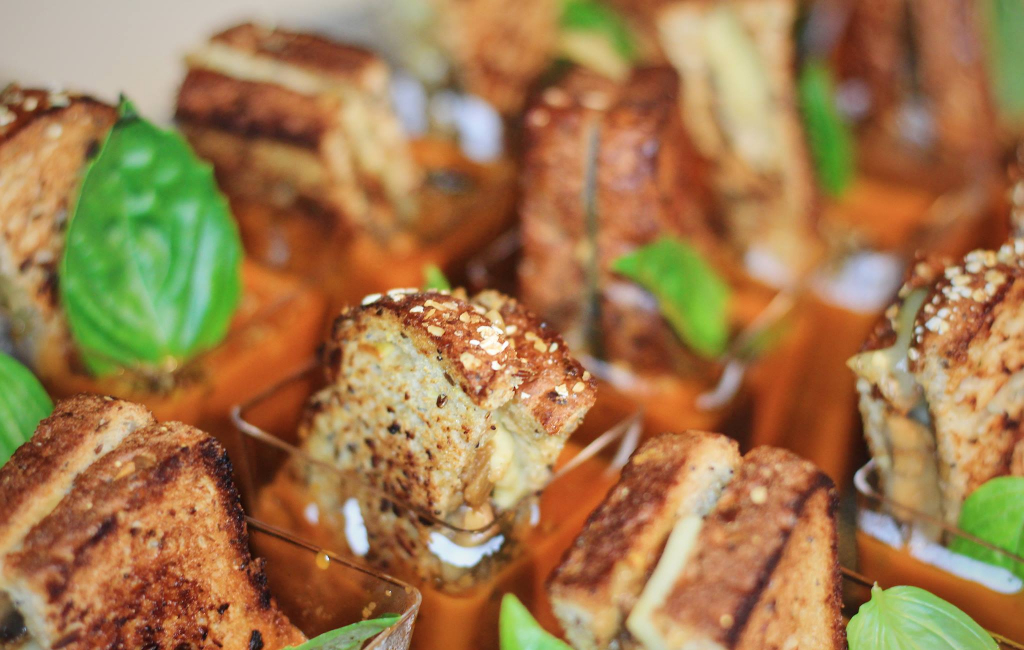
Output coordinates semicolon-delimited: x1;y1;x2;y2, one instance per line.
517;69;616;352
327;290;524;410
549;431;740;650
654;446;834;647
860;254;949;353
209;23;384;86
4;421;304;650
175;68;335;149
430;0;557;114
596;67;715;375
0;395;154;556
0;87;117;373
471;290;596;437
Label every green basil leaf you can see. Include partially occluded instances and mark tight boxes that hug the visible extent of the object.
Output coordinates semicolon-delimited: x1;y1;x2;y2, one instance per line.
611;237;731;359
950;476;1024;580
0;352;53;466
848;584;997;650
500;594;571;650
560;0;635;59
423;263;451;291
282;615;401;650
798;58;855;197
559;0;637;78
60;98;242;376
980;0;1024;127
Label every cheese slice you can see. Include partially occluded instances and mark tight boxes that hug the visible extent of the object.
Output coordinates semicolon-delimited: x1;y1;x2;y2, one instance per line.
626;515;705;650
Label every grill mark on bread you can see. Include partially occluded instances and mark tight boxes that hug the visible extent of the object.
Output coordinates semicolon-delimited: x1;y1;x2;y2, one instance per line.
724;472;833;646
176;68;330;148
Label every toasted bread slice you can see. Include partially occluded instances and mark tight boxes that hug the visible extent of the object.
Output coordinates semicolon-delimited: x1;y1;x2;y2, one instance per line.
0;86;117;374
429;0;557;114
300;289;595;520
548;431;740;650
656;0;820;278
595;66;715;376
0;418;304;650
852;244;1024;525
640;447;843;650
518;69;617;352
178;23;421;238
0;395;153;562
518;66;715;374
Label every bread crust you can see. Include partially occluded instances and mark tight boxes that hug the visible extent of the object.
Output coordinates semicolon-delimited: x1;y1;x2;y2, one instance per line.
0;395;154;557
549;431;740;650
0;87;117;373
1;410;304;650
653;447;837;648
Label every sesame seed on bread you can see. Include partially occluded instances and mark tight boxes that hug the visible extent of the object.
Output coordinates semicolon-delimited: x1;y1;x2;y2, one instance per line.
852;241;1024;525
299;288;596;584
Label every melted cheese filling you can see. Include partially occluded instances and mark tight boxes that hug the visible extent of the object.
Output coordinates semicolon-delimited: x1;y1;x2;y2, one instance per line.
625;515;705;650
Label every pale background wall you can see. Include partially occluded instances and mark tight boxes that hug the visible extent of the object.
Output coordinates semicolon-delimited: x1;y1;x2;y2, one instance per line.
0;0;380;122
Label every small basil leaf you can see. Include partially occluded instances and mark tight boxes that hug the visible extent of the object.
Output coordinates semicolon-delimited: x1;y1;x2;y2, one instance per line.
611;237;731;359
980;0;1024;127
0;352;53;466
951;476;1024;580
423;264;451;291
558;0;636;79
282;615;401;650
798;58;855;197
560;0;636;60
499;594;571;650
848;584;997;650
60;97;242;376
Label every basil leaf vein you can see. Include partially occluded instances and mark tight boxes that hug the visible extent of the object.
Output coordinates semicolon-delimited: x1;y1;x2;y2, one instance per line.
847;584;997;650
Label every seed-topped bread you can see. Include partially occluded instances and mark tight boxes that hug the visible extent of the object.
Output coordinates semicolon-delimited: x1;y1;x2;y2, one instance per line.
177;23;422;240
851;241;1024;525
301;288;596;520
0;398;305;650
549;433;846;650
0;86;117;375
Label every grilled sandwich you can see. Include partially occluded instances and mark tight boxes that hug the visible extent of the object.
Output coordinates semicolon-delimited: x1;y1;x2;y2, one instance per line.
655;0;820;278
0;395;305;650
850;242;1024;526
176;23;422;241
428;0;557;114
836;0;997;169
298;288;596;585
0;86;117;377
518;67;714;376
549;431;845;650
